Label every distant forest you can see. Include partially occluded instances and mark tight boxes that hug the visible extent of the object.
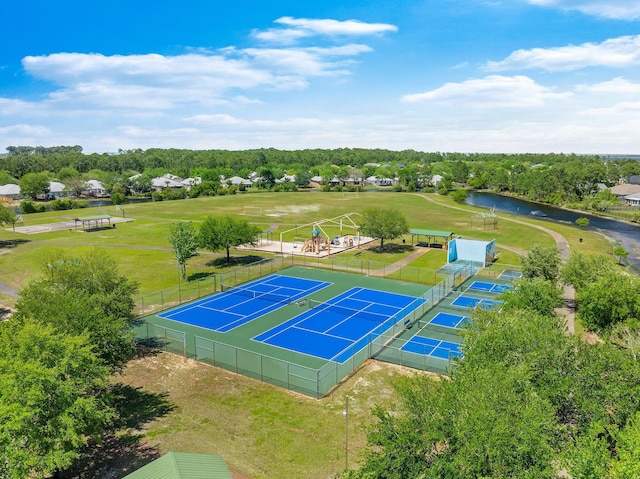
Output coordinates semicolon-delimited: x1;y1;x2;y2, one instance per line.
1;146;639;208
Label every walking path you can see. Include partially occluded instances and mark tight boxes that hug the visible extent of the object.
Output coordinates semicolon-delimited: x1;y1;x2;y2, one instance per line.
416;194;575;333
368;246;431;277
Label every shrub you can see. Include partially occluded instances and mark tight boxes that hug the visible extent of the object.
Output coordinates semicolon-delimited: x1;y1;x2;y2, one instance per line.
20;200;46;214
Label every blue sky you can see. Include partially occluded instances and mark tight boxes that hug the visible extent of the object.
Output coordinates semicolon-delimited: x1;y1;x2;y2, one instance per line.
1;0;640;154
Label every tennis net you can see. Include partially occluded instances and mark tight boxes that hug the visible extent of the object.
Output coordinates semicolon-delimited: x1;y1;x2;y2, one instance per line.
222;284;291;304
308;299;390;324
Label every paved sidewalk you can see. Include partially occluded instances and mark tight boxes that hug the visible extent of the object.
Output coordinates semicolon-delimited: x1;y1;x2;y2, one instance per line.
368;246;431;277
0;280;19;299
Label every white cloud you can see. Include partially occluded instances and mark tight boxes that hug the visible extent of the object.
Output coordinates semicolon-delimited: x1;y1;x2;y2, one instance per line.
527;0;640;20
402;75;571;107
15;43;373;114
576;77;640;94
252;17;398;45
487;35;640;71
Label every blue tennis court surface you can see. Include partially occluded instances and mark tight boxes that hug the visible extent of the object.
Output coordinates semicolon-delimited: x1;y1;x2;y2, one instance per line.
499;269;522;281
401;336;463;359
428;312;469;329
159;274;330;332
254;287;426;362
468;281;511;293
452;295;503;310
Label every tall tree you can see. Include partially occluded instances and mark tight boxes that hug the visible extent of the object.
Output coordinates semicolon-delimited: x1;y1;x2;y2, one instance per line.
199;215;262;263
169;222;199;280
359;208;409;250
0;204;16;226
561;251;616;290
520;244;560;283
18;172;50;199
14;250;139;371
0;319;112;479
578;271;640;331
500;277;563;317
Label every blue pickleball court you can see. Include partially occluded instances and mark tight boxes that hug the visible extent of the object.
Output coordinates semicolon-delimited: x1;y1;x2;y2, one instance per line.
452;295;503;310
158;274;330;332
428;312;469;329
468;280;511;293
401;336;463;359
253;287;427;362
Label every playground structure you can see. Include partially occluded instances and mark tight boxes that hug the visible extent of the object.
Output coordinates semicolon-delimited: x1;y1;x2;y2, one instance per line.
237;213;375;257
286;213;363;257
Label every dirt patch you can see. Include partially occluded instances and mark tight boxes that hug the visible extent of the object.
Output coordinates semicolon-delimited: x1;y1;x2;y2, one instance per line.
264;205;321;217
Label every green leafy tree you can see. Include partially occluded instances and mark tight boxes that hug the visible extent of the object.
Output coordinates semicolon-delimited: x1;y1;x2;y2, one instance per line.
347;307;640;479
0;204;16;227
578;271;640;331
169;222;199;280
561;251;616;290
257;168;276;189
0;319;112;479
128;173;153;193
199;215;262;264
611;412;640;479
613;245;629;265
500;277;563;317
294;169;313;188
14;251;139;371
19;172;50;199
451;188;467;204
359;208;409;250
0;169;17;184
521;244;560;283
575;217;590;228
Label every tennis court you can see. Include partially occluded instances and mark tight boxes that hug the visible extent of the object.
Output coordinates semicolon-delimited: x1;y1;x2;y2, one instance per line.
452;295;503;310
467;280;511;293
499;269;522;281
254;287;426;362
159;274;330;332
401;336;463;359
427;311;469;329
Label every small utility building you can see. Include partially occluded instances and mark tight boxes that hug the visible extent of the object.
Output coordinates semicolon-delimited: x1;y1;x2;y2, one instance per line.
447;237;496;267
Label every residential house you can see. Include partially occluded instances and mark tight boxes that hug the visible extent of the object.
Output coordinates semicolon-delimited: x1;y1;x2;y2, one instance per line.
624;192;640;206
0;183;21;200
181;177;202;190
610;183;640;199
224;176;253;188
151;174;184;191
84;180;108;197
45;181;67;199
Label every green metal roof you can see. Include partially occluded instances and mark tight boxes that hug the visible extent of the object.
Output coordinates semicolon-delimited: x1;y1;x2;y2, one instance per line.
74;214;112;221
123;452;232;479
410;229;454;237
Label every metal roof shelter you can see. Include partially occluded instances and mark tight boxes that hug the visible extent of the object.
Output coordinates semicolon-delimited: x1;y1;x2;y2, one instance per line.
410;229;455;248
74;214;113;231
123;452;232;479
471;212;498;230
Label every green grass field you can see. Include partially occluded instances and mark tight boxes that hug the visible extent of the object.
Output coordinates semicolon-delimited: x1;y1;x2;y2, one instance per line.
0;191;611;299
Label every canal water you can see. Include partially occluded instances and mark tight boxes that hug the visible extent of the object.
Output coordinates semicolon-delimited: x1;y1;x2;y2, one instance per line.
466;191;640;271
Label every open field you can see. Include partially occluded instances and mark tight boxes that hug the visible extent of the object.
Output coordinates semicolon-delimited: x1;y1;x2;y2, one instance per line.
111;352;422;479
0;191;611;298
